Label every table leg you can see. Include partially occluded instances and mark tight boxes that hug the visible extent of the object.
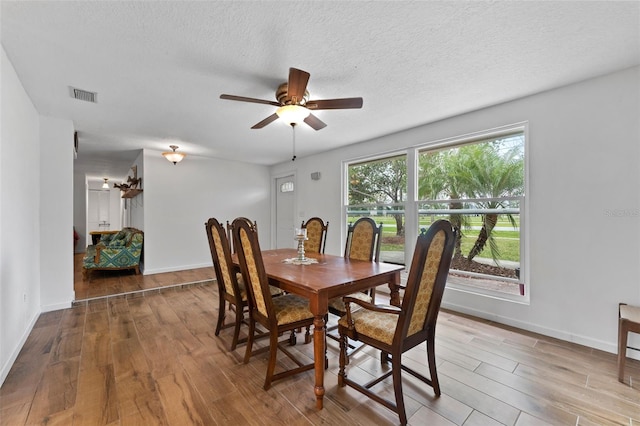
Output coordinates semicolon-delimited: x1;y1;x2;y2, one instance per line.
313;314;326;409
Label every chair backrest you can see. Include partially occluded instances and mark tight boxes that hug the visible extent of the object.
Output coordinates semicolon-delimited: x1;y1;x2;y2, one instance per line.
301;217;329;254
227;219;257;253
344;217;382;262
395;220;455;346
205;218;243;303
231;217;276;327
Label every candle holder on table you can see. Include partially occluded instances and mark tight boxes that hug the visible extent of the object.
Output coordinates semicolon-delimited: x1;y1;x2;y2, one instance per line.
295;228;308;261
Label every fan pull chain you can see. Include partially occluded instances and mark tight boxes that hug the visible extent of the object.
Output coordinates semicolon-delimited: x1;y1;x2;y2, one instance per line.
291;123;297;161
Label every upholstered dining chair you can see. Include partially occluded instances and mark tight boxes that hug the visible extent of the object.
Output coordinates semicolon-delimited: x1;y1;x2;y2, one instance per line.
337;220;455;426
205;217;248;351
301;217;329;254
231;217;315;390
326;217;383;351
205;218;280;351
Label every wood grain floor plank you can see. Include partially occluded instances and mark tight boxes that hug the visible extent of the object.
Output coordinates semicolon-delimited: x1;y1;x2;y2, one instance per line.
408;405;458;425
0;402;30;425
50;328;83;362
440;361;578;425
178;352;239;403
24;358;80;424
33;310;63;329
116;373;168;424
437;362;521;425
112;337;152;383
476;362;637;424
73;365;119;426
514;411;555;426
59;304;86;331
156;370;217;425
0;326;56;410
80;330;113;371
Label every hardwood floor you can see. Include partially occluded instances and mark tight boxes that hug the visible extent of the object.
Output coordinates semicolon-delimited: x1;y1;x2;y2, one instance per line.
73;253;215;301
1;260;639;425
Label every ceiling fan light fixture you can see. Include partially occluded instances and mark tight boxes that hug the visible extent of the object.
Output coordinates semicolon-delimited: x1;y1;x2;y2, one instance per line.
276;104;310;125
162;145;186;165
102;178;109;189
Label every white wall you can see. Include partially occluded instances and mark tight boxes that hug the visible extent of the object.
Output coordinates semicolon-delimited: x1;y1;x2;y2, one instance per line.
39;116;75;312
141;149;271;274
73;172;87;253
270;67;640;356
1;47;42;384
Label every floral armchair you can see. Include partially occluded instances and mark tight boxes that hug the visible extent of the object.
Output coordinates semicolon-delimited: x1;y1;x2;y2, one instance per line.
82;227;143;280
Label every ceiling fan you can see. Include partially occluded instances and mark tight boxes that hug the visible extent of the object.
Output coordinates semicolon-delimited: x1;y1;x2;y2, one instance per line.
220;67;363;130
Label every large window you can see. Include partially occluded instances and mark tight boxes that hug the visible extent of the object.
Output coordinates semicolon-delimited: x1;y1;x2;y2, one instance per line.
344;125;527;299
347;155;406;264
417;131;525;296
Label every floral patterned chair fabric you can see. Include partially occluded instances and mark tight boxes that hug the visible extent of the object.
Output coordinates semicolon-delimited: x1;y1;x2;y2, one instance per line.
344;217;381;262
337;220;456;426
328;217;382;313
301;217;328;254
82;227;143;280
232;217;315;390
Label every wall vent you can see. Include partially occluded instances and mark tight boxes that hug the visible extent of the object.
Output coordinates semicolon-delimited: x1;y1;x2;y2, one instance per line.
70;87;97;103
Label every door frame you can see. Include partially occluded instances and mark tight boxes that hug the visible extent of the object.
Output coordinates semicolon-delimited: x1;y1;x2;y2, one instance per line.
271;170;297;249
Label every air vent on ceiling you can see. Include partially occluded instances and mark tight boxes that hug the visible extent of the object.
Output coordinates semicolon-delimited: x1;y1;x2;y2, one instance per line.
70;87;97;103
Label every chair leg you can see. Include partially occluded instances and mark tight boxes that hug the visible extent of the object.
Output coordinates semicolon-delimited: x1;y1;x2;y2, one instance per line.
426;332;441;395
392;355;407;426
230;310;243;351
215;298;226;336
338;333;348;387
243;318;255;364
264;332;279;390
618;319;628;383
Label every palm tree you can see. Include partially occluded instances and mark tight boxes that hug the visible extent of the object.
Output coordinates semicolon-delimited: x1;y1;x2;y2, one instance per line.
419;150;468;258
452;140;524;262
418;137;523;264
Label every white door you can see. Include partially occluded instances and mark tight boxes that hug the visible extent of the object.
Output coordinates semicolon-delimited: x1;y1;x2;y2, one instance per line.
275;176;295;249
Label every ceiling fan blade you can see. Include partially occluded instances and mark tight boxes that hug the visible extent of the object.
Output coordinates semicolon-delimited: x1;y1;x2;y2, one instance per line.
303;113;327;131
251;113;279;129
287;68;310;103
306;97;363;110
220;94;280;107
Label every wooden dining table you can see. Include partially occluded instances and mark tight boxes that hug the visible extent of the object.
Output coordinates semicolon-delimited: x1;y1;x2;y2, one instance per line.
236;248;404;410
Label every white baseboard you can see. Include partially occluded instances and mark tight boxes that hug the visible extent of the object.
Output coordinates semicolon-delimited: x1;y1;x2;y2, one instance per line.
0;309;40;386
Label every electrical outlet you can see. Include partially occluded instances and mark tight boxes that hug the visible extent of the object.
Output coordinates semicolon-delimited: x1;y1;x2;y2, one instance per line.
23;293;27;303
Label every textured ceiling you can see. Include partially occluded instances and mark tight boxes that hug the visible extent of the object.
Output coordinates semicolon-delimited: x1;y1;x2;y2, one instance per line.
2;1;639;182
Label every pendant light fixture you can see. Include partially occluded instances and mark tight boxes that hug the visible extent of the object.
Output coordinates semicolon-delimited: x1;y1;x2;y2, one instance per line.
102;178;109;189
162;145;186;165
276;104;310;126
